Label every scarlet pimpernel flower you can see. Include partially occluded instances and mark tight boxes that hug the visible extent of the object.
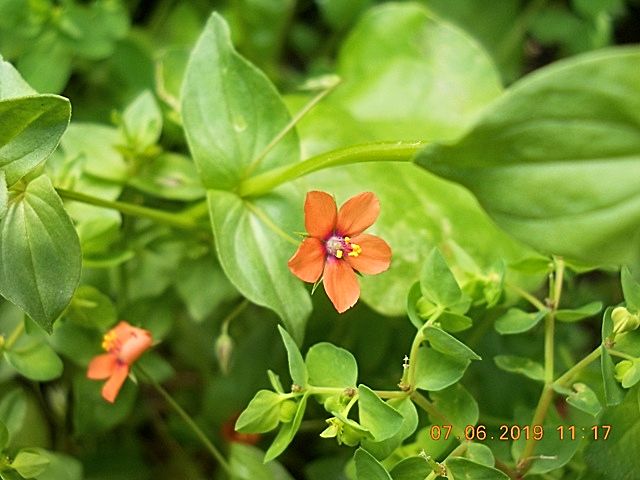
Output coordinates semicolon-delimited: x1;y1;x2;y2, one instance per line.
87;321;153;403
288;191;391;313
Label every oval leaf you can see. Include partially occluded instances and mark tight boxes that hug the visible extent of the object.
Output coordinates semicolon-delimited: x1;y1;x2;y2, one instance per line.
306;342;358;389
354;448;392;480
495;308;547;335
357;385;403;442
0;176;81;332
494;355;545;382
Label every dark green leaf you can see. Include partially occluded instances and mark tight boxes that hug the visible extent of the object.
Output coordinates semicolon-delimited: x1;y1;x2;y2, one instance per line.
414;347;470;391
357;385;403;442
0;419;7;450
354;448;392;480
465;443;495;467
495;308;547;335
0;176;81;332
423;326;481;361
494;355;545;382
556;301;603;322
229;443;294;480
446;457;509;480
264;394;308;462
182;13;299;190
602;346;625;406
66;285;117;330
430;384;479;433
306;342;357;389
4;335;63;381
511;423;581;474
210;191;311;343
417;48;640;265
389;457;430;480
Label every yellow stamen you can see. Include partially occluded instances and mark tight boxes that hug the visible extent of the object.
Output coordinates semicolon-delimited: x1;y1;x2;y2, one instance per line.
348;243;361;257
101;331;117;351
344;237;350;243
336;249;343;259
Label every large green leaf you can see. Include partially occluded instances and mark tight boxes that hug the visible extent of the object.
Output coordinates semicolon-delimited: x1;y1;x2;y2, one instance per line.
294;4;531;315
182;12;299;191
417;47;640;265
0;176;81;332
306;342;357;389
229;443;293;480
208;190;310;342
354;448;392;480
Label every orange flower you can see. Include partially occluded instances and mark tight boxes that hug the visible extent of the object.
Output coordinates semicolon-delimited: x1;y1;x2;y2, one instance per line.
288;191;391;313
87;321;153;403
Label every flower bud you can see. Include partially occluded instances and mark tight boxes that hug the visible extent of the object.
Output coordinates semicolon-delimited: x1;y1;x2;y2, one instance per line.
215;332;234;375
279;400;298;423
614;360;633;383
612;307;640;335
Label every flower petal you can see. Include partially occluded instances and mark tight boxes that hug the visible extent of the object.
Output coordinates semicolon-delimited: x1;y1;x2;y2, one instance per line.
304;191;337;239
346;234;392;275
87;354;117;379
119;328;153;365
336;192;380;236
288;237;326;282
323;258;360;313
101;363;130;403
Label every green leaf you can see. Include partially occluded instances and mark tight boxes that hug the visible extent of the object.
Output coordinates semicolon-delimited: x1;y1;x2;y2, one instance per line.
494;308;547;335
210;191;311;343
556;301;603;322
430;384;479;433
585;385;640;480
9;448;50;478
619;359;640;389
354;448;392;480
389;457;430;480
128;152;205;202
621;266;640;312
357;385;403;442
417;47;640;265
494;355;545;382
0;171;7;220
0;419;8;450
264;394;308;462
182;12;299;191
315;0;372;31
229;443;293;480
511;423;581;474
602;307;625;405
235;390;283;434
445;457;509;480
414;347;470;391
30;451;82;480
15;34;72;94
4;335;63;381
278;325;307;387
406;282;423;330
420;249;465;311
565;382;602;417
120;90;162;151
0;176;81;332
423;326;481;361
465;443;495;467
306;342;357;389
362;397;418;460
66;285;117;330
0;56;36;98
438;311;473;333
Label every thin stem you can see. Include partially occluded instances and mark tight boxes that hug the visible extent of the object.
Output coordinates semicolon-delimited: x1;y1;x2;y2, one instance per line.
237;141;425;197
554;347;602;388
136;365;232;475
2;320;25;352
608;349;635;361
244;77;341;176
57;188;206;232
517;385;554;471
305;385;408;400
405;310;443;389
505;281;547;312
221;300;249;336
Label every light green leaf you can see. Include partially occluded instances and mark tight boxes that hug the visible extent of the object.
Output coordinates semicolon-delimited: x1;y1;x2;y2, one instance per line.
354;448;392;480
420;249;466;311
495;308;547;335
414;347;470;391
0;171;6;219
229;443;293;480
430;384;479;433
278;325;307;387
4;335;63;381
465;443;495;467
182;12;299;191
389;457;430;480
264;394;308;462
120;90;162;151
565;382;602;417
235;390;283;434
306;343;357;389
10;448;50;478
30;451;82;480
128;152;205;201
446;457;509;480
494;355;545;382
0;176;81;332
622;266;640;312
417;47;640;265
0;56;36;98
362;397;418;460
66;285;117;330
619;359;640;389
16;33;72;94
556;301;603;322
585;385;640;480
210;190;311;343
423;326;481;361
357;385;403;442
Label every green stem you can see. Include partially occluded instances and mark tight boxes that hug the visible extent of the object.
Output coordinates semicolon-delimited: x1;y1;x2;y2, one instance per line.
136;365;232;475
517;385;555;471
4;320;25;351
305;385;408;400
554;347;602;388
505;281;547;312
56;188;205;232
221;300;249;336
608;349;635;361
237;141;425;197
496;0;549;64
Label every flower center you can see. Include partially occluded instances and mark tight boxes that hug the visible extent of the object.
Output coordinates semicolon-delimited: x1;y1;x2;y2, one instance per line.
101;330;119;352
325;235;361;259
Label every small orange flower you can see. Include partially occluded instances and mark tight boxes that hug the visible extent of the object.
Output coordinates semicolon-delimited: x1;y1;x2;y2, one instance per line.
87;321;153;403
288;191;391;313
